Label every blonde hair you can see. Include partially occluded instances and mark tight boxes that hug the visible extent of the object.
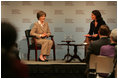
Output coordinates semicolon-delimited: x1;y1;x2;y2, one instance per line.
110;28;117;42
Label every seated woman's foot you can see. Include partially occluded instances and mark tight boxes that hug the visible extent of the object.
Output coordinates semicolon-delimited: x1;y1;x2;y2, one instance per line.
43;56;48;61
38;58;46;62
39;55;45;61
43;56;47;60
45;59;48;61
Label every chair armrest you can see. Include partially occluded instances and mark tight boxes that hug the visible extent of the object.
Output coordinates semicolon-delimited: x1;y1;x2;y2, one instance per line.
49;35;54;40
49;35;54;38
49;35;55;48
32;37;37;46
29;35;36;38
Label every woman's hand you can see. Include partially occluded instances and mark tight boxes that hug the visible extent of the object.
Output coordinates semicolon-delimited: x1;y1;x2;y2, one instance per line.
43;33;48;37
43;33;48;36
41;33;48;37
92;34;98;37
84;34;92;37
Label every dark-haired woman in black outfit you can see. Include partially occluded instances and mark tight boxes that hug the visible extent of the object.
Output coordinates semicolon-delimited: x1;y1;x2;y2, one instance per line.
85;10;106;41
84;10;106;57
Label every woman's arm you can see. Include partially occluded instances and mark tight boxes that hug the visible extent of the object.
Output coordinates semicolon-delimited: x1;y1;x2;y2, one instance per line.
30;23;41;38
88;22;94;35
84;22;93;37
45;23;51;37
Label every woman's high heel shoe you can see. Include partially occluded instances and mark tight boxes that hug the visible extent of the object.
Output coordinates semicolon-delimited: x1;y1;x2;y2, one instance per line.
38;58;46;62
43;56;48;61
45;59;48;61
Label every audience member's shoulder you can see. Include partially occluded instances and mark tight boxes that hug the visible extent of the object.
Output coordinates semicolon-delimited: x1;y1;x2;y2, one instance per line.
115;45;117;48
91;39;100;44
101;45;110;49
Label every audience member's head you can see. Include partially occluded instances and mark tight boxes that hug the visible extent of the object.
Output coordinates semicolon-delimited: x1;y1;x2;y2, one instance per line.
110;28;117;43
1;22;17;51
1;22;29;78
98;25;110;37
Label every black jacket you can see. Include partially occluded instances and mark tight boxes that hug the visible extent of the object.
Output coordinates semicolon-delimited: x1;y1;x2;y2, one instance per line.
88;20;106;40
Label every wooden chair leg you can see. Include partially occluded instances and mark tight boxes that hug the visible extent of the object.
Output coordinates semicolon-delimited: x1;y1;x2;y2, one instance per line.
53;47;56;61
28;49;30;61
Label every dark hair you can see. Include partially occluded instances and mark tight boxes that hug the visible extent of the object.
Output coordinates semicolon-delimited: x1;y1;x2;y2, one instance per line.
37;11;46;20
1;22;17;50
92;10;103;22
99;25;110;36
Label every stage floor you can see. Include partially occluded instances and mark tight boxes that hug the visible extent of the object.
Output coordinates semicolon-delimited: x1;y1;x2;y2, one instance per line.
21;59;86;65
21;59;87;78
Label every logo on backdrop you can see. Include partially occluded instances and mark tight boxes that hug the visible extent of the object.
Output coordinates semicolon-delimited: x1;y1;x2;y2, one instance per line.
44;1;53;6
1;18;9;22
55;10;64;15
86;1;95;6
107;1;117;6
65;1;74;6
22;1;32;6
76;10;85;15
76;27;84;32
54;27;63;32
22;18;31;23
46;19;53;23
1;1;10;6
65;18;74;23
12;9;21;14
